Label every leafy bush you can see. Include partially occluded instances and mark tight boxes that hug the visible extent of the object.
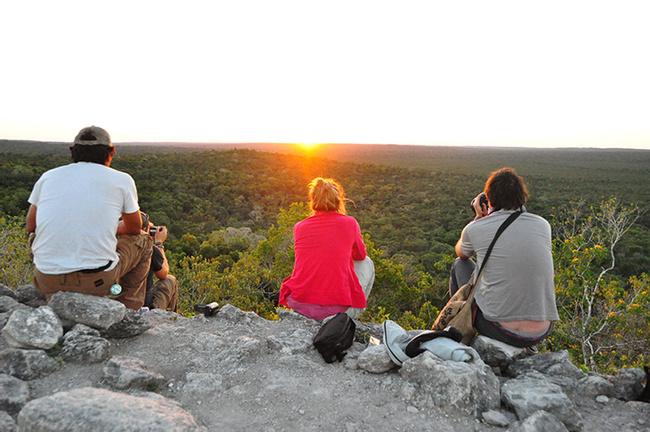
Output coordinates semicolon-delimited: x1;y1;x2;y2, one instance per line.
551;198;649;372
0;216;31;288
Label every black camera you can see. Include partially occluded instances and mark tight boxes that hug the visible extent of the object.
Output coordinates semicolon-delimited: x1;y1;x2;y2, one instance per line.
194;302;220;317
140;212;160;237
471;194;489;212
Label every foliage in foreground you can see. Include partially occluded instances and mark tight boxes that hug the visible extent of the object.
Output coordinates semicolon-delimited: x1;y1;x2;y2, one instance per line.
0;216;32;288
550;198;649;372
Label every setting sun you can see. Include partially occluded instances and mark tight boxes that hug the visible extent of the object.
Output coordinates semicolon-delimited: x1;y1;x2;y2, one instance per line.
296;142;320;151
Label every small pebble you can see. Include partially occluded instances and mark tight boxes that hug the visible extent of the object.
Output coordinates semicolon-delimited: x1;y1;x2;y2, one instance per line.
595;395;609;404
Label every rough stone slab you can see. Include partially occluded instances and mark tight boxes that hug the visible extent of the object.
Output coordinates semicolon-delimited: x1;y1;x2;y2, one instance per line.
0;296;21;313
0;410;17;432
276;308;316;323
0;348;61;380
507;350;585;382
357;344;395;374
61;325;109;363
0;284;18;300
17;387;201;431
0;373;30;415
399;351;500;416
2;306;63;349
267;328;313;355
610;368;646;401
216;304;269;327
470;335;527;372
14;284;47;306
48;292;126;330
501;374;582;431
103;356;165;391
100;309;153;339
213;336;267;370
183;372;224;394
578;374;616;398
510;410;569;432
481;409;511;427
0;312;10;331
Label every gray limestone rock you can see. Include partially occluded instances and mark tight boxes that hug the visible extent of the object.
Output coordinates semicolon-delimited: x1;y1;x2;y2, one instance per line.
0;284;18;299
0;348;61;380
609;367;646;401
501;374;582;431
213;336;268;371
14;284;47;306
0;373;30;415
0;312;10;331
0;296;21;313
276;308;316;323
481;409;512;427
17;387;201;431
470;335;528;372
357;344;395;374
2;306;63;349
216;304;269;327
0;410;17;432
191;332;227;353
60;324;110;364
267;328;313;355
510;410;569;432
100;309;153;339
577;374;616;398
103;356;165;391
48;291;126;330
142;308;183;326
399;351;500;416
507;350;586;382
183;372;224;394
596;395;609;404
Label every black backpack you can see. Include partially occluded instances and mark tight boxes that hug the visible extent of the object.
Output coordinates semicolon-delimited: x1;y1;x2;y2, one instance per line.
313;313;356;363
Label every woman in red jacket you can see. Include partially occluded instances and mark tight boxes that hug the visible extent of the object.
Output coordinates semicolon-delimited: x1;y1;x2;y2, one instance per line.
279;178;375;320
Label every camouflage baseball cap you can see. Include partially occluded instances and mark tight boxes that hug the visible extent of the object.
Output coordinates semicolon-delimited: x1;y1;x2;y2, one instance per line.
73;126;112;146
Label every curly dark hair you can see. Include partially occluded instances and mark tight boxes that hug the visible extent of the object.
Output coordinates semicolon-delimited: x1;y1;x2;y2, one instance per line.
484;167;528;211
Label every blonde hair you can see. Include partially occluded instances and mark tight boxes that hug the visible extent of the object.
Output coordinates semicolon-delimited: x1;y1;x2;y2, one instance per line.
308;177;347;215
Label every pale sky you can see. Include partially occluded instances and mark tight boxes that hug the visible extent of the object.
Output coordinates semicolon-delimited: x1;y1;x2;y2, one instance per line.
1;1;649;149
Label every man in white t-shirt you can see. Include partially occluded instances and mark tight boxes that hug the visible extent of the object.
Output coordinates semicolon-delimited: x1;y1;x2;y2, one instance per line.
450;167;559;348
26;126;153;310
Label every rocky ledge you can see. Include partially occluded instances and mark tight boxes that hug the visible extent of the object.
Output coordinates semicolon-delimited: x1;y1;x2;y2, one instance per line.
0;283;648;432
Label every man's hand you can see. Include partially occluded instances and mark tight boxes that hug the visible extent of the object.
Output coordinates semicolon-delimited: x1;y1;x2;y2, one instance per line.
472;193;489;219
153;226;168;244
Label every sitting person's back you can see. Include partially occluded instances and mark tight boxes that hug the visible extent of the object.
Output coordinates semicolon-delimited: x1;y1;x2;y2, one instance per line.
450;167;559;347
279;178;374;320
27;126;153;311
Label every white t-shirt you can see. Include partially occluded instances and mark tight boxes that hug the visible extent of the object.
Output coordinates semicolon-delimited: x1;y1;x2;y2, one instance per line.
28;162;140;274
459;209;559;322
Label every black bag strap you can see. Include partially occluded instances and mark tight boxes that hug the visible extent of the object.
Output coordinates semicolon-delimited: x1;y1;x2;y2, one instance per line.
473;210;522;284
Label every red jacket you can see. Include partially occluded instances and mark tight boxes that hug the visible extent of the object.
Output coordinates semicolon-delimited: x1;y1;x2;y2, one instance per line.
279;211;367;308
